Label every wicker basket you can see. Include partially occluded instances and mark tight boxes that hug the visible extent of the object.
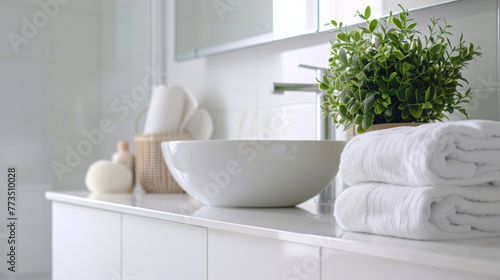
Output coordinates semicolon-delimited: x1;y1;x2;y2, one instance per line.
134;131;191;193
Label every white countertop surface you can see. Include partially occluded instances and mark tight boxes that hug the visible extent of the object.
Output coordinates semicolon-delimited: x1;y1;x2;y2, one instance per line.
45;191;500;278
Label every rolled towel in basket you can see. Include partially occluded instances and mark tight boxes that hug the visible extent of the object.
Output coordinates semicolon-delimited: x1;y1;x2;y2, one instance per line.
340;120;500;186
334;183;500;240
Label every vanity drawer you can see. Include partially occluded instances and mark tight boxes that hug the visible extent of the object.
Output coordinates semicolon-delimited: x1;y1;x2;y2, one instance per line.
321;248;496;280
52;202;121;280
208;229;320;280
122;214;207;280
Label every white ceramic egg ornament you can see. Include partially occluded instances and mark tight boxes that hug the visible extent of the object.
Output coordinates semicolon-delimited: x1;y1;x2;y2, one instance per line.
85;160;133;193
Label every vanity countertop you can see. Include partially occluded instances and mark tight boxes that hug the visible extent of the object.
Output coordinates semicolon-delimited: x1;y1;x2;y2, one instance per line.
45;191;500;278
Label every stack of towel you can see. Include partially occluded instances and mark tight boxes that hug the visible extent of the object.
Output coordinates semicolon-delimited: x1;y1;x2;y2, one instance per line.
334;120;500;240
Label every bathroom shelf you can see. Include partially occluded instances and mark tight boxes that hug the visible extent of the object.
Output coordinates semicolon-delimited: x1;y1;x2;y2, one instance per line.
46;191;500;279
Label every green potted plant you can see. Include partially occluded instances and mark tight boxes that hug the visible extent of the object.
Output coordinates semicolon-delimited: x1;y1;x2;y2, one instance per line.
318;5;482;134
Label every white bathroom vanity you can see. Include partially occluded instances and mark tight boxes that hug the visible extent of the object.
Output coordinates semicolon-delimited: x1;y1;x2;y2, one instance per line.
46;191;500;280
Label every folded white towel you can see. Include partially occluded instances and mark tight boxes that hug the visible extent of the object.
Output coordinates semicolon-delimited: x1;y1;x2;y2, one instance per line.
334;183;500;240
340;120;500;186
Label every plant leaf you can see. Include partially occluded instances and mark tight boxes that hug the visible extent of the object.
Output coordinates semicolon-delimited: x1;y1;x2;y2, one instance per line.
354;114;364;125
381;89;389;99
349;102;362;114
363;92;376;113
425;87;431;102
430;44;442;54
375;104;385;114
393;50;405;60
334;77;341;90
399;10;407;21
322;74;329;84
397;89;406;102
338;104;347;118
368;19;378;33
338;87;348;101
402;107;410;119
403;42;410;53
353;31;361;42
339;48;347;64
388;72;397;82
407;22;417;29
405;88;413;103
409;105;423;118
392;17;403;29
385;103;396;116
335;64;348;72
364;6;371;20
357;125;365;134
343;121;356;131
362;113;374;130
417;37;422;51
387;32;399;42
336;33;348;42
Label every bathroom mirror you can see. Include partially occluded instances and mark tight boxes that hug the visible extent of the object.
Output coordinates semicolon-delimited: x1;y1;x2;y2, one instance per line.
175;0;317;60
318;0;457;32
174;0;457;61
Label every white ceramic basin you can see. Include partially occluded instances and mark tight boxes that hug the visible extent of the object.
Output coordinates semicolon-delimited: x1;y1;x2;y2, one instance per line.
161;140;346;207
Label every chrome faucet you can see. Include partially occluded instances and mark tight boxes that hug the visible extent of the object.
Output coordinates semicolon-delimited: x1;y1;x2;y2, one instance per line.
271;64;337;205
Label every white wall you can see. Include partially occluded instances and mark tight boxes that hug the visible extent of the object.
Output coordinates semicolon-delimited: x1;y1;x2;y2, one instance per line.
99;0;151;162
0;0;150;278
166;0;499;141
0;0;102;277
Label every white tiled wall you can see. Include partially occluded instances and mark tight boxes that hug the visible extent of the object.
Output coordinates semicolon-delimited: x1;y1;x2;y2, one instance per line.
99;0;151;159
167;0;499;140
0;0;102;276
0;3;46;59
0;0;150;277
